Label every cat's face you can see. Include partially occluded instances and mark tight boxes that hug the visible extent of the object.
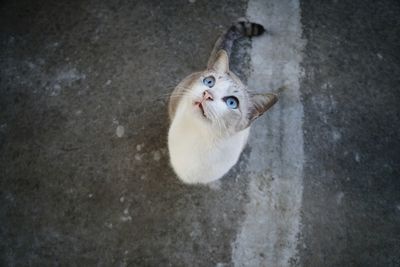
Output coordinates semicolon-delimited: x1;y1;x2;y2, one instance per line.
175;51;277;136
183;69;251;135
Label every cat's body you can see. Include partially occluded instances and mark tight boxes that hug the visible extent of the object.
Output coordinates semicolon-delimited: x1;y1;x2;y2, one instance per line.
168;20;277;184
168;107;249;184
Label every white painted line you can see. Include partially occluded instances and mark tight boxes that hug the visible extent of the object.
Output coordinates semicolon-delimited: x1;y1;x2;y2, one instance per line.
232;0;305;266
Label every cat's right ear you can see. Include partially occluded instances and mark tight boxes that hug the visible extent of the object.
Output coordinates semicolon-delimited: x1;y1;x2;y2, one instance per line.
248;93;278;122
212;50;229;73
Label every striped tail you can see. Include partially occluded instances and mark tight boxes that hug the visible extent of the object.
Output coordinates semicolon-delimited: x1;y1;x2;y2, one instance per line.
207;19;266;68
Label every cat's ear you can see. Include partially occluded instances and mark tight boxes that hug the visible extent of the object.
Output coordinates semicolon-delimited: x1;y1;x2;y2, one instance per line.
248;93;278;122
212;50;229;73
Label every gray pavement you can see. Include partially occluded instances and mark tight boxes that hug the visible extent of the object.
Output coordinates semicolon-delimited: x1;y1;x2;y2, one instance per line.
299;1;400;266
0;0;399;266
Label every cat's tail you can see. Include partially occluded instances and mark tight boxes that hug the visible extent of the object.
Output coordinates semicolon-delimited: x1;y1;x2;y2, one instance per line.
207;19;266;68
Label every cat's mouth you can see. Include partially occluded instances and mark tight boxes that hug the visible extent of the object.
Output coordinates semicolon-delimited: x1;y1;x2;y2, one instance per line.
194;102;207;118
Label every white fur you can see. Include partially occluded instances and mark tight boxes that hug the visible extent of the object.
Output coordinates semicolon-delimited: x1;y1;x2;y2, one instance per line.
168;100;250;184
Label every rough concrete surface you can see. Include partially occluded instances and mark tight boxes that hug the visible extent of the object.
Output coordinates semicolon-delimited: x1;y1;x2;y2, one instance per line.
232;1;304;266
299;1;400;266
0;0;399;266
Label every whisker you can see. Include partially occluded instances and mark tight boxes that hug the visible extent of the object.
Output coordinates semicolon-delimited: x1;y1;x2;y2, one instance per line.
154;91;198;102
213;108;228;135
207;107;224;135
156;88;198;99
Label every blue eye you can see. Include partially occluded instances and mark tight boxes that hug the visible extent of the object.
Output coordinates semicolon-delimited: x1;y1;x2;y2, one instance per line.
203;76;215;88
224;96;239;109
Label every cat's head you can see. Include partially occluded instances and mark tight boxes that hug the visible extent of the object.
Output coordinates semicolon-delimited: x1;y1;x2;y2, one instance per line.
176;50;277;135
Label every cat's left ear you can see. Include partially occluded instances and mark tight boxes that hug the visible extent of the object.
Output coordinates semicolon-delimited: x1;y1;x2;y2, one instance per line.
248;93;278;122
212;50;229;73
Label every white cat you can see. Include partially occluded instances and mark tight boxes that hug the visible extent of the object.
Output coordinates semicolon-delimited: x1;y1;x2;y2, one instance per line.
168;20;277;184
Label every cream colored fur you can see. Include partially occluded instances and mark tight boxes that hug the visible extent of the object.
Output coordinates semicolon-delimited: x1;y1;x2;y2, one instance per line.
168;87;250;184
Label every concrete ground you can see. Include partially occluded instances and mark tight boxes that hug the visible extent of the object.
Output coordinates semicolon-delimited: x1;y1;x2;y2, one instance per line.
0;0;399;266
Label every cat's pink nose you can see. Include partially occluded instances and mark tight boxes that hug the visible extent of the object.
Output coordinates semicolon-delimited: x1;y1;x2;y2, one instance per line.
203;90;214;101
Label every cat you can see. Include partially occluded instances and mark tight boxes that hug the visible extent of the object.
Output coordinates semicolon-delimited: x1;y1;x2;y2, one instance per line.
168;19;278;184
